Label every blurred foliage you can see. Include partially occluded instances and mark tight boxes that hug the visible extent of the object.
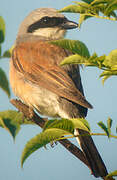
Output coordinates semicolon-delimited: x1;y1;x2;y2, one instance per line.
0;67;10;97
0;110;34;140
106;170;117;179
0;16;11;97
0;16;5;43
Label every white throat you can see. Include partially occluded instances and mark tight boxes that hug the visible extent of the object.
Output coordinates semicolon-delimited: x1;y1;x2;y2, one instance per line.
32;27;66;40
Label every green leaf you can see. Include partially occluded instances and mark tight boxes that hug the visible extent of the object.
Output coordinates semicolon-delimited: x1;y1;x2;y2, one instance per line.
21;118;90;167
106;170;117;179
71;118;91;132
50;39;90;58
44;119;74;133
92;3;106;15
0;44;1;57
60;52;104;67
90;54;106;68
0;110;34;127
43;119;74;134
91;0;109;6
101;75;111;84
110;10;117;18
0;110;34;139
60;54;87;66
0;67;10;98
100;49;117;82
74;1;91;8
103;49;117;68
59;5;86;13
3;50;11;58
100;69;117;78
116;126;117;134
80;0;94;4
43;119;58;131
3;45;14;58
104;0;117;16
89;52;98;61
59;2;99;15
21;128;68;167
2;45;14;58
98;121;110;137
107;117;112;134
44;118;90;133
79;14;92;27
0;16;5;43
0;117;20;140
100;68;117;84
0;110;22;140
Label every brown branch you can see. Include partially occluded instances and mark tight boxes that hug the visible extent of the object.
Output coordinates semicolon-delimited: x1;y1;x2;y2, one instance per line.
10;99;114;180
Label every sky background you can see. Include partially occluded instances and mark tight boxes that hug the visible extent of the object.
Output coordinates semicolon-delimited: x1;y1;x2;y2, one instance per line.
0;0;117;180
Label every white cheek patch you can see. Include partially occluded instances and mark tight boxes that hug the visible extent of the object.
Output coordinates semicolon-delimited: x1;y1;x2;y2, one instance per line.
33;27;66;40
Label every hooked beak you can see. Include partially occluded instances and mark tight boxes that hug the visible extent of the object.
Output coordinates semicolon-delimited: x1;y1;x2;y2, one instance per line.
61;19;78;30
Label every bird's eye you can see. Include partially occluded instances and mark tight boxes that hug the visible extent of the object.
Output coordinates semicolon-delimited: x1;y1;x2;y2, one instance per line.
42;16;50;24
41;16;58;27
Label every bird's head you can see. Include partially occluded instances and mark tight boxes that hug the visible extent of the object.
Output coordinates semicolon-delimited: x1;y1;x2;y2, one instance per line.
17;8;78;40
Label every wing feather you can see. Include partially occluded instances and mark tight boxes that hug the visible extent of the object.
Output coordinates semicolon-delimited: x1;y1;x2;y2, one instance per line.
12;41;92;109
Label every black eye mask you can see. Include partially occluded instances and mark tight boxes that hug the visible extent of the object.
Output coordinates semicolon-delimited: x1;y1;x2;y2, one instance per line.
27;16;67;33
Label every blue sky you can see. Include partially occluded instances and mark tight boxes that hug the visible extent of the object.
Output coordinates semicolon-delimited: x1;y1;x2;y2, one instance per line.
0;0;117;180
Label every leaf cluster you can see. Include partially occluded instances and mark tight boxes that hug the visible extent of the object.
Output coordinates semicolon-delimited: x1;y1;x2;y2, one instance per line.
1;109;117;167
59;0;117;27
50;39;117;84
0;109;117;179
96;117;117;139
21;118;90;167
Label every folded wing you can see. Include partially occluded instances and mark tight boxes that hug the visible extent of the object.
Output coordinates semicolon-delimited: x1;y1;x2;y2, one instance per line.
12;41;92;109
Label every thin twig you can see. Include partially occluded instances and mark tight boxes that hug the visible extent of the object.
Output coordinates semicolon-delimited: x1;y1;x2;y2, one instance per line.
91;133;117;139
83;13;117;21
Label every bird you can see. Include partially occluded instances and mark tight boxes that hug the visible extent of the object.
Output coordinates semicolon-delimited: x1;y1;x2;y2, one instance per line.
9;8;107;178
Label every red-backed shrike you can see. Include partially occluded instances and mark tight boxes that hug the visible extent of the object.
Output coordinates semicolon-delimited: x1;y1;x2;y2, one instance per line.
10;8;107;177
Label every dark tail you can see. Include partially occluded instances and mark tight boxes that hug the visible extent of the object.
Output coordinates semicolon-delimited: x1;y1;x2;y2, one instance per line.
74;128;108;178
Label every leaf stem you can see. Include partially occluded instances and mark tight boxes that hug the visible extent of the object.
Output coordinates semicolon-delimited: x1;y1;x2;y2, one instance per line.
91;133;117;139
57;135;75;141
83;13;117;21
57;132;117;140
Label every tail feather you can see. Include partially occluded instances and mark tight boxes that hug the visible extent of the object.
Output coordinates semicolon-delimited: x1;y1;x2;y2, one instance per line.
74;128;108;178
